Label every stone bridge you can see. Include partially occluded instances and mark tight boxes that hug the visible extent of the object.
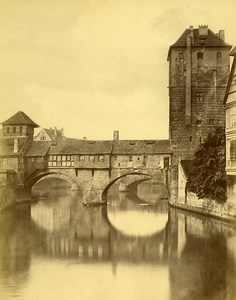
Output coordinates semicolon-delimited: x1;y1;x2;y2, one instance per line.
24;167;170;204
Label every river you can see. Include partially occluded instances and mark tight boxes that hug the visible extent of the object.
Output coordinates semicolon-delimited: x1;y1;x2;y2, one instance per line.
0;181;235;300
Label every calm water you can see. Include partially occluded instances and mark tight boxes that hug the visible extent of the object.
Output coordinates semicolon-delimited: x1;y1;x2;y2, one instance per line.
0;182;235;300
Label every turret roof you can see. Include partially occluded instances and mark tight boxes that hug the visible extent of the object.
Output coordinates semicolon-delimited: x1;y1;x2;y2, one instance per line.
1;111;39;127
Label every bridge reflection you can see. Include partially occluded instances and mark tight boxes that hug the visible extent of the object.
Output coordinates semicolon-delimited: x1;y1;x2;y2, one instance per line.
0;186;235;300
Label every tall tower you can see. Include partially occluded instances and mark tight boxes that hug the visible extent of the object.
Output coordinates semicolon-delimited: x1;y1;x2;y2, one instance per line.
168;25;231;163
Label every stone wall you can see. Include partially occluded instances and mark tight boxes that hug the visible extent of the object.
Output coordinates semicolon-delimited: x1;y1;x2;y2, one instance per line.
174;192;236;221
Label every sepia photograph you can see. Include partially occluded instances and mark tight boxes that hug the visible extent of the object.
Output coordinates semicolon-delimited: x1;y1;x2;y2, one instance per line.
0;0;236;299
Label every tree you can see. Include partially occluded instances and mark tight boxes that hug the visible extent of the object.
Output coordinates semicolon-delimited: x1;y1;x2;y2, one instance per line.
187;127;227;202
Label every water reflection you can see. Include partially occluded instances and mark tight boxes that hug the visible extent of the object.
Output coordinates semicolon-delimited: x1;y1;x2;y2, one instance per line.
0;182;235;300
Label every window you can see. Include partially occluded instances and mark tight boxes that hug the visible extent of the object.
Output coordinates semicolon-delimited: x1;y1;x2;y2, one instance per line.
62;155;66;161
197;52;204;59
6;127;10;133
217;52;222;59
98;155;104;162
19;127;23;133
190;136;193;142
179;53;183;59
80;155;85;161
196;120;202;126
66;155;71;161
129;156;132;162
13;127;16;133
209;119;215;125
230;140;236;160
52;156;57;161
89;156;95;162
196;92;203;104
57;156;61;161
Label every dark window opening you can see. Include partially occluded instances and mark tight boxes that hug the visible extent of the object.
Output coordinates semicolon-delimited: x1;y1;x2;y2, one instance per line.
20;127;23;133
6;127;10;133
217;52;222;59
190;136;193;142
13;127;16;133
197;52;204;59
197;120;202;126
209;119;215;125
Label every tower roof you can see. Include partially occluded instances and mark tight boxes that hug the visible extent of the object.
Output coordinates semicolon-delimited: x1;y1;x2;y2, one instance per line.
1;111;39;127
168;26;232;60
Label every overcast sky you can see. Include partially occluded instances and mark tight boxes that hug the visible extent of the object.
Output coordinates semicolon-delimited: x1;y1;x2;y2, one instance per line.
0;0;235;140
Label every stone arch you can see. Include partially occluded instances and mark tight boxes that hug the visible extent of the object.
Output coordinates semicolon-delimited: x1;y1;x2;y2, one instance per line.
102;172;153;201
25;171;80;191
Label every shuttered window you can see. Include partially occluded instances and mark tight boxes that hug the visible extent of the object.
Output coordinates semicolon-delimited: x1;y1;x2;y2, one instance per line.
230;140;236;160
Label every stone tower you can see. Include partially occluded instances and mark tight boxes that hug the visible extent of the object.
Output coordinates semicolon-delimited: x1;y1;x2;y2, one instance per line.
168;25;231;163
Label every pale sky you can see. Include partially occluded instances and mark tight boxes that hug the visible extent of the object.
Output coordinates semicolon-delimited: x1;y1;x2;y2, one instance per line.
0;0;235;140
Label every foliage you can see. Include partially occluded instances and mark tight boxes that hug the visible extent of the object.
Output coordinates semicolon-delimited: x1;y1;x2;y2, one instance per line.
187;127;227;202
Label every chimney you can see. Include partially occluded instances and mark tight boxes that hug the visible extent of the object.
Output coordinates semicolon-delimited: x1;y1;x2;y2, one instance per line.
54;127;57;137
218;30;225;41
189;26;194;44
113;130;119;141
13;138;19;153
83;137;87;140
60;128;64;137
198;25;208;36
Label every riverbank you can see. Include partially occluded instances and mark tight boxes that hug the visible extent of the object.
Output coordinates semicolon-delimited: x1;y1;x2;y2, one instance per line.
171;192;236;223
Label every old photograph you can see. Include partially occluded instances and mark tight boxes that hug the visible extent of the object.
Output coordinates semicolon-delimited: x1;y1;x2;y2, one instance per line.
0;0;236;299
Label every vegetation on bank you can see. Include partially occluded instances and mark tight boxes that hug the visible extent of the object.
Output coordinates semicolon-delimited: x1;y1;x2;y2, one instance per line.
187;127;227;202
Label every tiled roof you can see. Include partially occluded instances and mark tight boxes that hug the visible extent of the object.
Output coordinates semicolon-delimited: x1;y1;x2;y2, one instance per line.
168;27;231;59
48;138;114;155
0;137;28;156
25;141;51;157
1;111;39;127
180;160;193;178
44;128;63;138
112;140;172;155
170;28;231;48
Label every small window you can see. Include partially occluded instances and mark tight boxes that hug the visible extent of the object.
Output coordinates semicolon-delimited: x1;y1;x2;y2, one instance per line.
66;155;71;161
98;155;104;162
13;127;16;133
80;155;85;161
217;52;222;59
53;156;57;161
196;92;203;103
89;156;95;162
209;119;215;125
190;136;193;142
57;156;61;161
6;127;10;133
197;52;204;59
179;53;183;59
196;120;202;126
20;127;23;133
129;156;132;162
62;155;66;161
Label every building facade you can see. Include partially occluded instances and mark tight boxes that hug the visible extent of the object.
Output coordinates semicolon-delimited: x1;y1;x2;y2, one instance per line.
0;111;39;186
168;25;231;163
225;46;236;203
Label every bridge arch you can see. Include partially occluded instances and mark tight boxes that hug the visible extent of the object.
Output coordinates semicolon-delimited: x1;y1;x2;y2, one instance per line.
25;171;80;191
102;172;153;201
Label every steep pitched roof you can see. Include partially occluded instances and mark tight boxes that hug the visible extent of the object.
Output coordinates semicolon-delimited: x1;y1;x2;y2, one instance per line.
168;27;231;59
224;46;236;104
112;140;172;155
1;111;39;127
25;141;51;157
48;138;113;155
